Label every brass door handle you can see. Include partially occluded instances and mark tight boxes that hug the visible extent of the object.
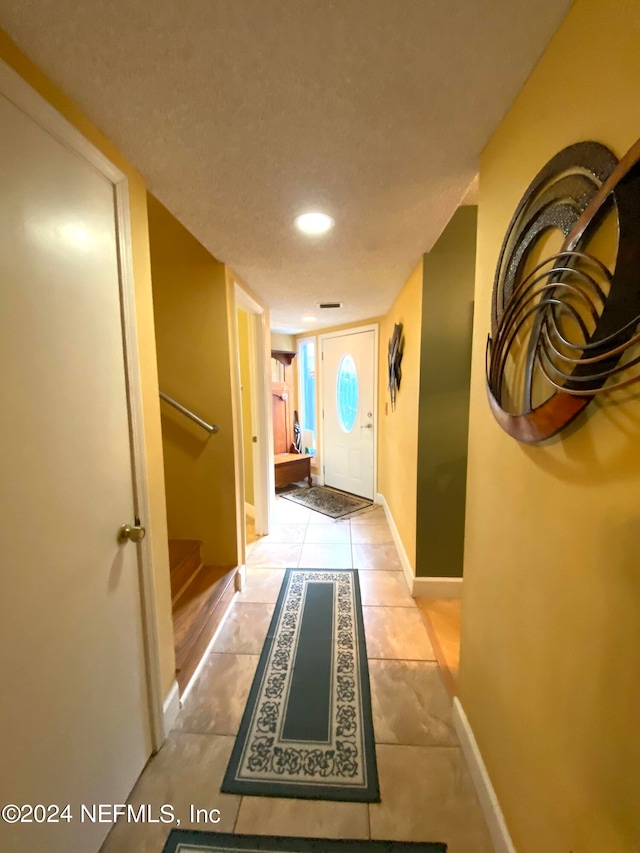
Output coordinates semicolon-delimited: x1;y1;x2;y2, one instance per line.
360;423;373;430
117;523;146;544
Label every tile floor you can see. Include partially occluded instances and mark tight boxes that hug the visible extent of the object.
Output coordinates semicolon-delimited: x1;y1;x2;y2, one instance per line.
415;598;462;696
101;498;493;853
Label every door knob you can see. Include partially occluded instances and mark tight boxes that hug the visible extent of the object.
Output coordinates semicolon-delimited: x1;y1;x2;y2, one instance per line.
360;423;373;430
117;523;146;544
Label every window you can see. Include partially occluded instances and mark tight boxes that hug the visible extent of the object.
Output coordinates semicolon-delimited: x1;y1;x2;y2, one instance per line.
297;338;316;457
336;354;358;432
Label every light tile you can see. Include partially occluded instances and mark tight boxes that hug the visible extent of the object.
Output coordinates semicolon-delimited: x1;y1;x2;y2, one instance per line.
370;744;494;852
260;523;307;543
416;598;462;688
369;660;457;746
304;522;351;544
236;568;286;603
246;542;302;569
351;523;394;544
100;734;239;853
350;506;387;524
298;543;353;569
307;509;350;524
363;606;435;660
358;570;415;607
235;796;369;839
173;653;258;735
213;602;274;654
352;542;401;571
271;498;311;524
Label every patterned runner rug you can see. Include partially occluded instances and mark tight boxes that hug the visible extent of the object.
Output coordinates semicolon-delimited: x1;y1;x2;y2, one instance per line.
221;568;379;801
280;485;373;518
162;831;447;852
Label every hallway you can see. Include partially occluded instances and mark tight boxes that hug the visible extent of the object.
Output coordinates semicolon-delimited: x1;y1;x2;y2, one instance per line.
102;499;492;853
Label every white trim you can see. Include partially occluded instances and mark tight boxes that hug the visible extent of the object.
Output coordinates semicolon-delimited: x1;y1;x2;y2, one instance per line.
319;323;379;501
235;286;263;315
234;285;271;538
296;335;318;460
318;323;380;342
453;698;518;853
412;576;463;598
376;492;414;595
235;563;247;591
248;311;269;534
244;501;255;519
0;60;123;185
114;171;165;752
0;59;165;750
162;681;180;734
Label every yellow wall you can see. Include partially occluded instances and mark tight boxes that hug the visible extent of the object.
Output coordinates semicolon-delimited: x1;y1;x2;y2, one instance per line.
378;262;423;571
149;195;237;567
0;30;176;696
271;332;296;351
460;1;640;850
237;309;255;506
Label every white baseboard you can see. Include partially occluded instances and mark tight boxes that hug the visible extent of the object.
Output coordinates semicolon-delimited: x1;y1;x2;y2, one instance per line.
162;680;180;738
413;576;463;598
235;564;247;591
244;501;255;519
375;492;415;595
453;698;517;853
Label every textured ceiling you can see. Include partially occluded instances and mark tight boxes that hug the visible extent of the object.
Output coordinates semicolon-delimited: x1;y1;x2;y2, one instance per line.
0;0;572;332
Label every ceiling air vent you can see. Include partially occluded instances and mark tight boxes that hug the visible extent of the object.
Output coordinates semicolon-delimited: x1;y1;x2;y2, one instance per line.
318;302;343;309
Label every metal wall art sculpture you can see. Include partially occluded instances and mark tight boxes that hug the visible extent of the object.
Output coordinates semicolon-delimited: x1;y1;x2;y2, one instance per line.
486;137;640;443
388;323;404;411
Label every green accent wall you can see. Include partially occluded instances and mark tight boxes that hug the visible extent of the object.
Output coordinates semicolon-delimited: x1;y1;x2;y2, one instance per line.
415;206;477;578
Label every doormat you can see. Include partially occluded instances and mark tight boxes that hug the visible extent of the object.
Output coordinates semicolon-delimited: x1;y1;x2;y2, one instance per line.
162;831;447;852
221;569;379;802
281;485;372;518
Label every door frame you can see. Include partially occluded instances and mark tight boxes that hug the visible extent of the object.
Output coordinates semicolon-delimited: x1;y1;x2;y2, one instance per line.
232;283;272;557
0;59;165;748
318;323;379;497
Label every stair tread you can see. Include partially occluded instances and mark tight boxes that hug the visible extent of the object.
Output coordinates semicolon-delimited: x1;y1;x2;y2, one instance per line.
168;539;202;573
173;565;236;654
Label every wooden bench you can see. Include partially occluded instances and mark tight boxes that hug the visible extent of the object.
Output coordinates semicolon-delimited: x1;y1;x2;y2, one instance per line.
274;452;313;489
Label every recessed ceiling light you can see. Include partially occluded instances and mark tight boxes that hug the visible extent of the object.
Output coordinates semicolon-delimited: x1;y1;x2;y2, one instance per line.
294;211;334;236
302;315;317;322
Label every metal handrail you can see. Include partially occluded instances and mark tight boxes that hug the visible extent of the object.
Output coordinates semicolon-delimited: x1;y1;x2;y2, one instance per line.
159;391;219;434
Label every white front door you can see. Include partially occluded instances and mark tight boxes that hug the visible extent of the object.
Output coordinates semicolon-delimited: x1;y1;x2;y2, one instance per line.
0;82;151;852
322;329;376;499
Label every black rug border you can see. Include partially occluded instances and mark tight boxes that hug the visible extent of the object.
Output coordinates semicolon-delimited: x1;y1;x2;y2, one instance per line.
221;568;380;802
280;485;373;519
162;830;446;852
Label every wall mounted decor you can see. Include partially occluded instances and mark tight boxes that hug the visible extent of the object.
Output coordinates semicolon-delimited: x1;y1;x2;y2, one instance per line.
388;322;404;411
486;137;640;443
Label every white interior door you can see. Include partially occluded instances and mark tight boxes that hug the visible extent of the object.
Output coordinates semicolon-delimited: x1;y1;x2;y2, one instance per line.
0;86;151;852
322;330;376;499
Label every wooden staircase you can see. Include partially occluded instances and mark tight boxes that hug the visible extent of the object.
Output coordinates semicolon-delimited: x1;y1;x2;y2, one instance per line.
169;539;237;694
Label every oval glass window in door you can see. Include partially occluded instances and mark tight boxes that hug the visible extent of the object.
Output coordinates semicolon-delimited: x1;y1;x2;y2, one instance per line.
336;354;359;432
